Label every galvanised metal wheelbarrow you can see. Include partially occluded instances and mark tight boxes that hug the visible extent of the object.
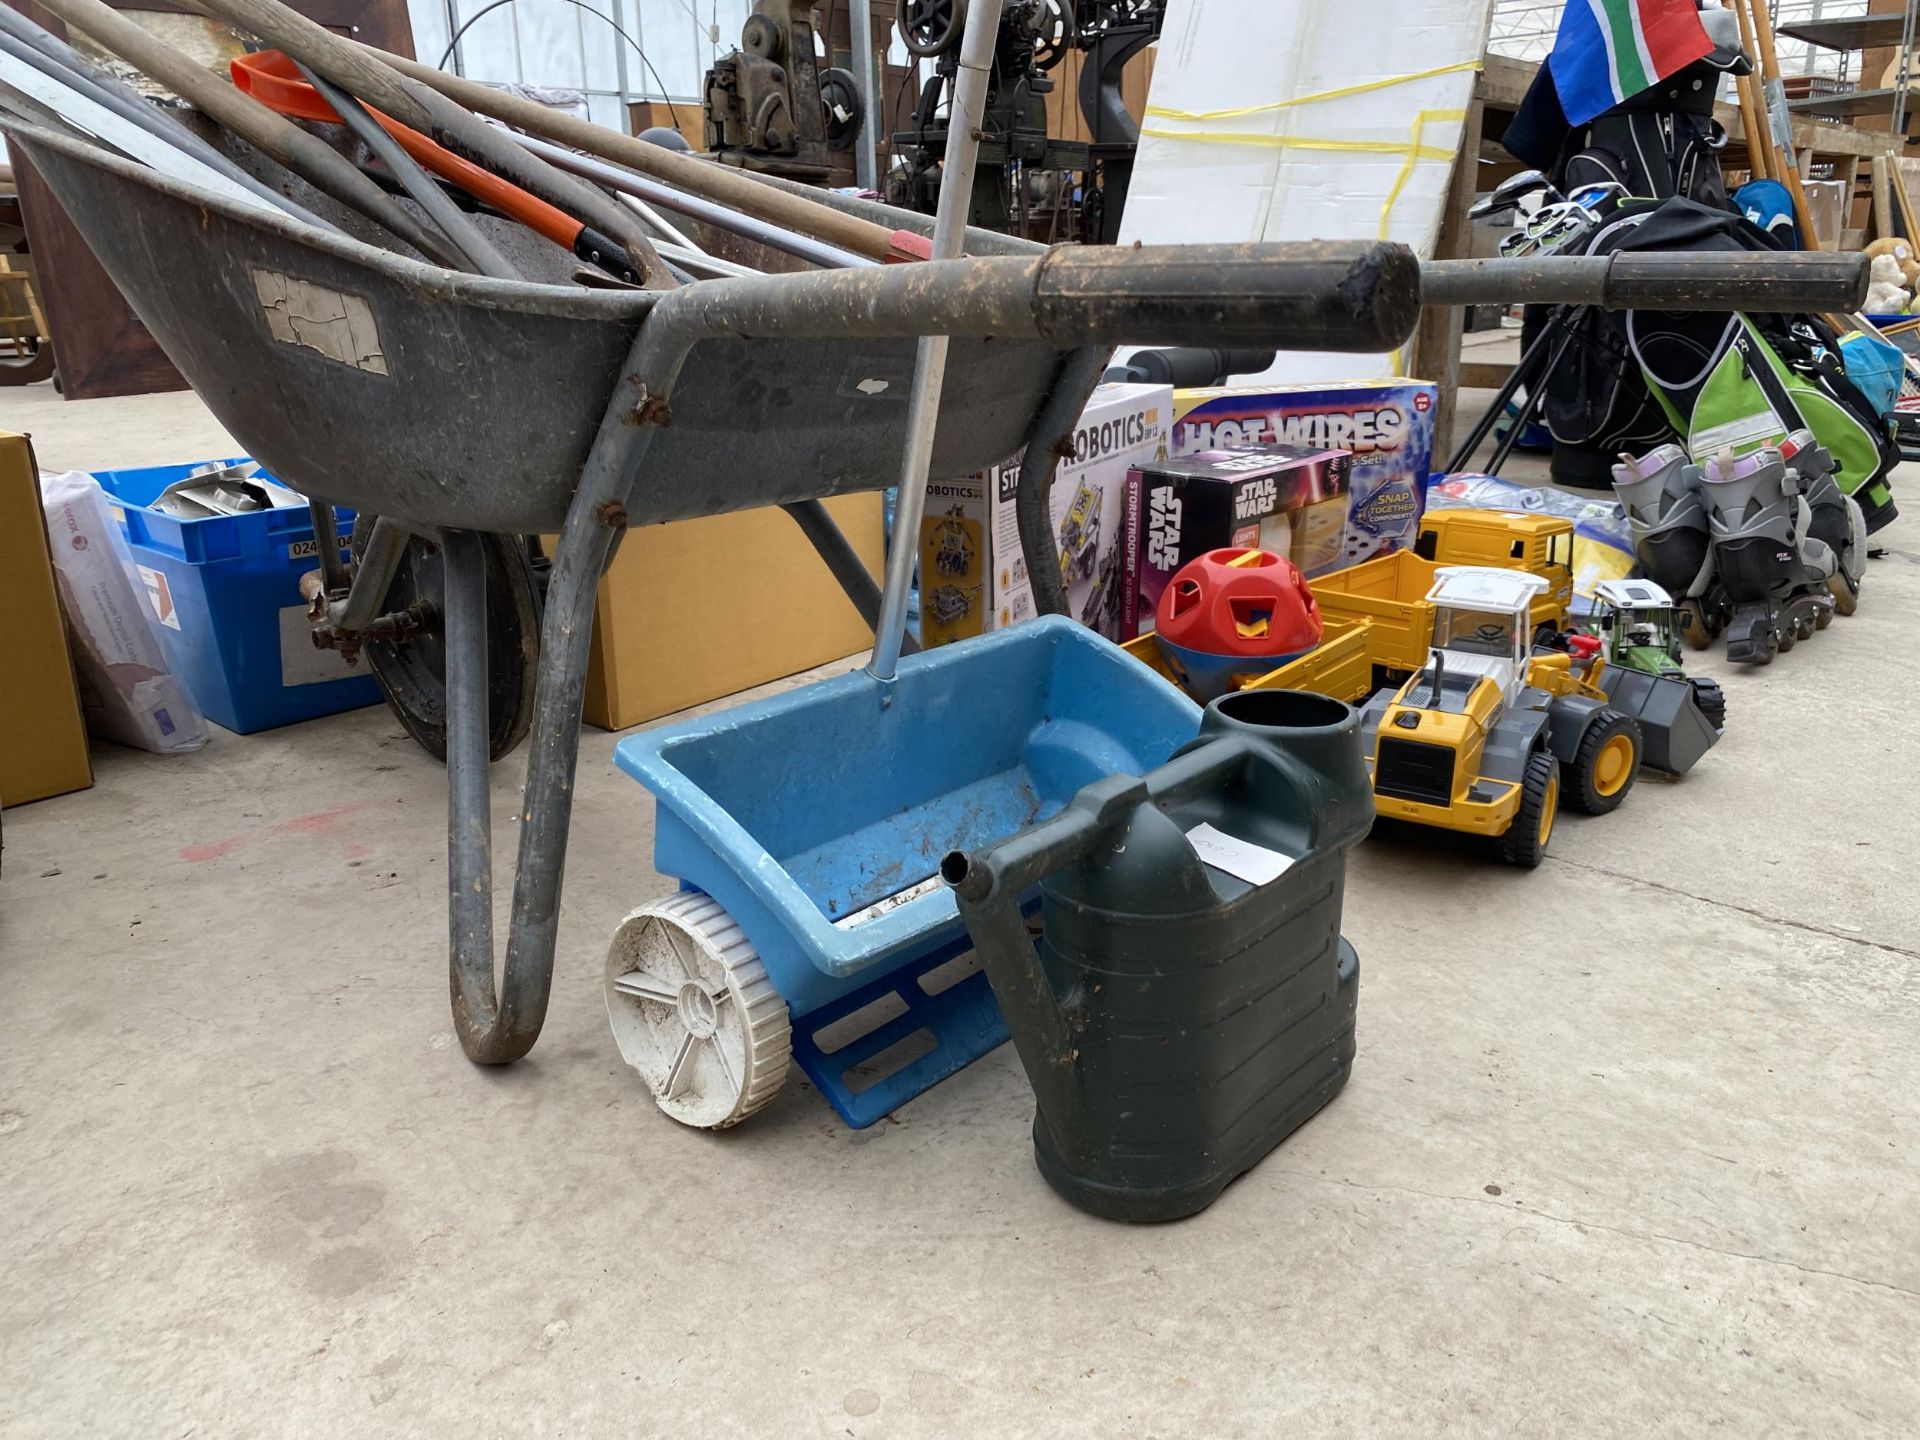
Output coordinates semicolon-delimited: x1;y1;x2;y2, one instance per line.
6;121;1423;1090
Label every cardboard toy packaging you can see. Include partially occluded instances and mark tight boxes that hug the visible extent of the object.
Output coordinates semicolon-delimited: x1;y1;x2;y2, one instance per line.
920;383;1170;645
1122;446;1352;640
1171;381;1437;569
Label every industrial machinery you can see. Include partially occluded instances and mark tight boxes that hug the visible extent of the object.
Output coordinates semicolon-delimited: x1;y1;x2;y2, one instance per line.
1073;0;1164;243
704;0;861;180
893;0;1083;226
893;0;1163;235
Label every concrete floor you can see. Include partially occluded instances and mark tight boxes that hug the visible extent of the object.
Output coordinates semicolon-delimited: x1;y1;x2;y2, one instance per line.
2;379;1917;1437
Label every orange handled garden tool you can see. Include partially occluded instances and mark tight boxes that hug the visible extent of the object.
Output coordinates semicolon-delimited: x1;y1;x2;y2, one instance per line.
233;49;638;281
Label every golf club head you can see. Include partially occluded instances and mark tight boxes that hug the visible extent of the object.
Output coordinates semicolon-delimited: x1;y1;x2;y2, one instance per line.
1471;169;1557;222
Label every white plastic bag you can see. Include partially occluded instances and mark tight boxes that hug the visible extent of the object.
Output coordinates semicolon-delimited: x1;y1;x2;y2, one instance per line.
38;470;207;754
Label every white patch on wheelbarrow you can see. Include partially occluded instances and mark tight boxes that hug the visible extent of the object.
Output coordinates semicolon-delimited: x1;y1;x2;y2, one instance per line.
252;270;388;374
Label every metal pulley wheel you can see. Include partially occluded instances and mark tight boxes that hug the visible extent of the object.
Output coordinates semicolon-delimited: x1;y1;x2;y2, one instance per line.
349;515;540;763
1033;0;1076;70
900;0;968;57
742;12;784;58
605;891;792;1129
819;65;864;151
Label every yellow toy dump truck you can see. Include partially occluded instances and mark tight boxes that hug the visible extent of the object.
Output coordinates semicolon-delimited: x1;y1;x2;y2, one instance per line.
1412;508;1576;618
1354;567;1642;868
1309;513;1573;688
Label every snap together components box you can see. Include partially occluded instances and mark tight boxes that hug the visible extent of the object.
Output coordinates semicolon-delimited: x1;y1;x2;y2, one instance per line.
920;383;1170;645
1170;381;1437;571
1122;445;1353;639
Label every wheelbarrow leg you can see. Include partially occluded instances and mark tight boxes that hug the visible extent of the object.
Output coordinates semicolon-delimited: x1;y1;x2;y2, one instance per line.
1015;344;1110;619
441;528;498;1050
442;504;621;1062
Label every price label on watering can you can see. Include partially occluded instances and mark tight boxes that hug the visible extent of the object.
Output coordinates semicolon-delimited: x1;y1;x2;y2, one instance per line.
1185;823;1296;887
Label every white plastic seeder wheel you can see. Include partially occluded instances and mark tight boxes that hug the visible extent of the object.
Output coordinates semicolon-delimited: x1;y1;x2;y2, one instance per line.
604;892;792;1129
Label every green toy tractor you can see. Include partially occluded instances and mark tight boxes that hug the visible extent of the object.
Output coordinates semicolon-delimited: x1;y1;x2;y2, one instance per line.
1575;578;1727;740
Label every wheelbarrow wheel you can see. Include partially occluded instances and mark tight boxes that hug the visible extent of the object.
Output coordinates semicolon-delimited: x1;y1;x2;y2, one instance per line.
350;515;539;763
605;891;792;1129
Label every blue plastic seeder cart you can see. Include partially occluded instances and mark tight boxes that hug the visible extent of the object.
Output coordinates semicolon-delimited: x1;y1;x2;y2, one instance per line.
609;617;1201;1129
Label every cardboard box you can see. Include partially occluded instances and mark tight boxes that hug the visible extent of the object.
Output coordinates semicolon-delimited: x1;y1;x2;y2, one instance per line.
581;494;885;731
1122;445;1353;639
920;383;1170;646
0;433;93;806
1172;381;1437;571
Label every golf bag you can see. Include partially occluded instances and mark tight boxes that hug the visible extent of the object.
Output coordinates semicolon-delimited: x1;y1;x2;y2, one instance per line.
1540;198;1900;528
1505;54;1737;211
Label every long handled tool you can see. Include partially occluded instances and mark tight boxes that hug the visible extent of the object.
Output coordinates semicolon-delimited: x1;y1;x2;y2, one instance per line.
867;0;1007;682
1726;0;1772;182
352;39;930;266
1736;0;1818;244
30;0;456;264
180;0;673;286
0;4;320;225
234;50;641;282
0;40;286;216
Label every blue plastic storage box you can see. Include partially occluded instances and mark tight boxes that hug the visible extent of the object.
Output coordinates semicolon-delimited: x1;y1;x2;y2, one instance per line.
91;460;380;734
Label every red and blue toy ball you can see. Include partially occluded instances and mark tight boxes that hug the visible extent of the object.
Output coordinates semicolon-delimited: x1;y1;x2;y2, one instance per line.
1154;547;1323;701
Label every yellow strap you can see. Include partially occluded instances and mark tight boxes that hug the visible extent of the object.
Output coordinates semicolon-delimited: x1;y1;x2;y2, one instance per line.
1145;58;1482;123
1137;127;1460;163
1140;57;1480;376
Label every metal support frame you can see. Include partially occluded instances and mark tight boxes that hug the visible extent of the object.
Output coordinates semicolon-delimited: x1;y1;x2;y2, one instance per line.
848;0;879;192
1015;345;1112;619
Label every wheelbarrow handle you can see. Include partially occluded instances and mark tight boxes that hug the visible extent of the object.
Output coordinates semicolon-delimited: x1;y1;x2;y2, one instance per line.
1420;252;1871;312
1035;242;1424;354
649;241;1425;355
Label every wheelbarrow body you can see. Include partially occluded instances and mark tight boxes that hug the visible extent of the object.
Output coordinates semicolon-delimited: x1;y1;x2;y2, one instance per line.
614;616;1201;1124
17;126;1062;534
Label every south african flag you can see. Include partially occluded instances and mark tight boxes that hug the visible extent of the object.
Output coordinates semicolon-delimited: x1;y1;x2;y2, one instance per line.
1549;0;1717;127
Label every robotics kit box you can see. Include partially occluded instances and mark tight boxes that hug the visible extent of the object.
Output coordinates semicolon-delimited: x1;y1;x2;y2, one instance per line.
920;383;1169;646
1122;445;1353;640
1170;380;1437;571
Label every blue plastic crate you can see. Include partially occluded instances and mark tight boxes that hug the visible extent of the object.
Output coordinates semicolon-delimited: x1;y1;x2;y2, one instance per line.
91;460;380;734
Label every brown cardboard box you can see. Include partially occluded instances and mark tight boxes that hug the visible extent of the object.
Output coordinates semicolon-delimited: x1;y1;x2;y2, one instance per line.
581;494;884;731
0;431;92;806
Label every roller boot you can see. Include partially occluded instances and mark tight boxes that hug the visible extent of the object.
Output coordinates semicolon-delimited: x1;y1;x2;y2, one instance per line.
1780;433;1869;619
1612;444;1725;651
1697;442;1835;666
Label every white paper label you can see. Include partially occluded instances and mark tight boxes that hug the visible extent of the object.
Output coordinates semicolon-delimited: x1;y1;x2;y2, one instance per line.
1185;823;1295;886
1691;409;1781;456
832;873;944;929
136;565;181;630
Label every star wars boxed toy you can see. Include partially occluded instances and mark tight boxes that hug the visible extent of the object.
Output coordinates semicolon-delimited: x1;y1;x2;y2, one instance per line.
1122;445;1353;639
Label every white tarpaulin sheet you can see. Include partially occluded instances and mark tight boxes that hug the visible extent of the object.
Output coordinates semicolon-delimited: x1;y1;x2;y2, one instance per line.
1121;0;1497;384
